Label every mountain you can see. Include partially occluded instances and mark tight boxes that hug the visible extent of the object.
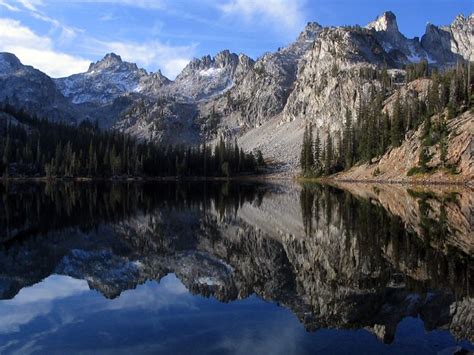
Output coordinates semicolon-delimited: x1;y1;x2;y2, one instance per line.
169;50;254;101
366;11;433;64
0;53;78;123
54;53;170;105
203;22;323;130
0;11;472;176
422;14;474;63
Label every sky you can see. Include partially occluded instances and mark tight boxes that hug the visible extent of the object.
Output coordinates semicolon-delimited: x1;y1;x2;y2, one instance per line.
0;0;472;78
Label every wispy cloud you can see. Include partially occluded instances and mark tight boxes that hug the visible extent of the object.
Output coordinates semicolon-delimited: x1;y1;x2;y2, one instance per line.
1;0;82;44
218;0;307;34
0;18;90;77
62;0;165;9
0;0;20;11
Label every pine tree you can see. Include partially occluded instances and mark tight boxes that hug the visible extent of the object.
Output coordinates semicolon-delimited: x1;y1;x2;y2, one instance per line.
418;146;431;172
3;135;11;166
305;123;314;173
300;124;308;174
324;131;333;175
314;130;321;174
391;94;403;147
343;109;353;168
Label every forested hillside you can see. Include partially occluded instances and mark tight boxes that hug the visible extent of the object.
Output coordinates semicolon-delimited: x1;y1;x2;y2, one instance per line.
300;60;473;180
0;106;264;179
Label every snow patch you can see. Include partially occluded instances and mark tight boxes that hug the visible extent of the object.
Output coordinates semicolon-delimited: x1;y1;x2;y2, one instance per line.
199;67;224;77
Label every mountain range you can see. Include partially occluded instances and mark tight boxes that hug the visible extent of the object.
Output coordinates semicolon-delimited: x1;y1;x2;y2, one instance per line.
0;11;473;174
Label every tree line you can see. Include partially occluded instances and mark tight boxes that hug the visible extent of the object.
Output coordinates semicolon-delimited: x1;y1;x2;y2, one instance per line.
301;60;473;177
1;181;266;243
0;105;265;179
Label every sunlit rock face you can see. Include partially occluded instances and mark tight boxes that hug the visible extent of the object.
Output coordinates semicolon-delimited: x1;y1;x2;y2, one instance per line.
169;50;255;102
421;14;474;63
0;182;472;344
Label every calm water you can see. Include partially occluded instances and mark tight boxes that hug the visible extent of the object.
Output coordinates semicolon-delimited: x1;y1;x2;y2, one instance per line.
0;181;472;355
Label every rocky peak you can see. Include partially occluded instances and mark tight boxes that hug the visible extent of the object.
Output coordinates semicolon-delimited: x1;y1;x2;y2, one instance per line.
214;50;239;68
181;50;239;75
238;53;254;67
451;13;474;27
88;53;139;73
170;50;251;101
298;22;323;42
421;13;473;62
366;11;399;34
0;52;23;74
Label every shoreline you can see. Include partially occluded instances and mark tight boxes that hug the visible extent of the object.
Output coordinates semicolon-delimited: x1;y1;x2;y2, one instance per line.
296;177;473;187
1;174;472;187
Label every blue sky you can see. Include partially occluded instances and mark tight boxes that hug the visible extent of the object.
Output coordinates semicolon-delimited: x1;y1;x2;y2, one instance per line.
0;0;472;78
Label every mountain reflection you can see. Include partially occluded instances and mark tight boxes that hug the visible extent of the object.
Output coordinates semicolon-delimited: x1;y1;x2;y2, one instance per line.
0;181;472;344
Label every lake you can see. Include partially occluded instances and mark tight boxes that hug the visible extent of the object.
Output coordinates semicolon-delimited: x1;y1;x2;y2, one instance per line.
0;181;472;355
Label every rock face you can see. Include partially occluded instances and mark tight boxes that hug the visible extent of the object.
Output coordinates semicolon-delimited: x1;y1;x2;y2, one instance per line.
0;53;78;123
366;11;433;64
210;22;323;130
283;26;389;130
422;14;474;63
169;50;254;101
113;96;200;145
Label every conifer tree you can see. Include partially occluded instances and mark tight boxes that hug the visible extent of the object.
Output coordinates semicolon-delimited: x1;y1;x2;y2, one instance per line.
343;109;353;168
324;131;333;175
300;124;308;173
314;130;321;174
305;123;315;173
391;94;403;147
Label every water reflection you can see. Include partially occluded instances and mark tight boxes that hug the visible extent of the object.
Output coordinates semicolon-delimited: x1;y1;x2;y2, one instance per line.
0;181;472;353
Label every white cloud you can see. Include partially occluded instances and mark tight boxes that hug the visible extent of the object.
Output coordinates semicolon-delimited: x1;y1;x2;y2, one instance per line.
0;15;195;79
89;39;196;78
0;18;90;77
0;0;81;45
219;0;306;33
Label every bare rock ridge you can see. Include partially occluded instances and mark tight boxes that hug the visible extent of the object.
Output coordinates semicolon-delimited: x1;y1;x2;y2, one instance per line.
0;11;472;175
366;11;433;64
422;14;474;63
0;53;78;123
366;11;399;33
54;52;170;105
169;49;255;101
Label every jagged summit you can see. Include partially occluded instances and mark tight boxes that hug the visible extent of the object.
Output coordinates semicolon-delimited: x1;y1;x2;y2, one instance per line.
55;52;162;106
421;12;473;62
181;50;240;74
87;52;140;73
171;49;254;101
0;52;23;73
298;22;323;42
366;11;399;33
452;13;474;25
